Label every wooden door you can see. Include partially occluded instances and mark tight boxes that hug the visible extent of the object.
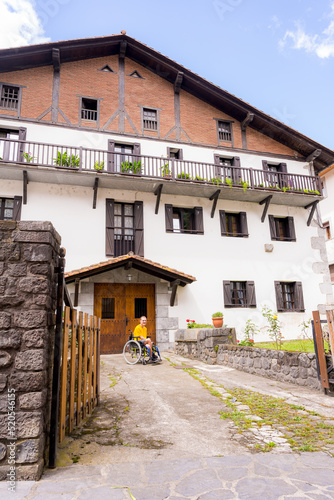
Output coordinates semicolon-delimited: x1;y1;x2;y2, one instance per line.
94;283;155;354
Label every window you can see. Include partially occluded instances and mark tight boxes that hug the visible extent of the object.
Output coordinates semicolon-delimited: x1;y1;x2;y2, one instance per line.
223;281;256;308
81;98;98;121
324;221;331;240
167;147;183;160
262;160;288;188
217;120;232;142
101;298;115;319
143;108;158;130
135;298;147;318
0;85;19;110
329;264;334;282
268;215;296;242
108;142;141;173
214;156;241;183
106;199;144;257
274;281;304;312
165;205;204;234
219;211;248;237
0;196;22;221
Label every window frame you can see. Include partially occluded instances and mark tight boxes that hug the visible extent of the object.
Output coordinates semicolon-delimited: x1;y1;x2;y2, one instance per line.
0;196;22;221
0;82;23;116
268;215;296;242
223;281;256;308
219;210;248;238
274;281;305;312
215;119;233;144
106;199;144;257
78;95;101;126
165;204;204;235
323;221;331;240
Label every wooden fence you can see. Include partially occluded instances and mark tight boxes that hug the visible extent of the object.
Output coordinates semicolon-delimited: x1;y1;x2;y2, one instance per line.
58;306;101;443
312;310;334;395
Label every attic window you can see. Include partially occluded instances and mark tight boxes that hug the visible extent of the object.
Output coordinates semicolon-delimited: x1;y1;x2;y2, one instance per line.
81;98;98;121
143;108;158;131
217;121;232;142
99;65;114;73
0;85;19;110
129;70;143;79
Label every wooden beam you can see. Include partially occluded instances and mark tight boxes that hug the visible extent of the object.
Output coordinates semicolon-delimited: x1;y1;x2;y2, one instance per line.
174;71;183;94
154;183;163;214
170;279;180;307
209;190;220;218
23;170;28;205
306;149;322;162
305;199;319;226
312;310;329;390
241;111;254;131
93;177;99;209
124;261;132;270
52;48;60;71
259;195;272;223
74;278;80;307
119;40;127;59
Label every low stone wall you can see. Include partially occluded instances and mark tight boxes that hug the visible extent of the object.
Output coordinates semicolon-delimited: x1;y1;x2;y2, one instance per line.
0;221;61;481
217;345;321;390
175;327;237;364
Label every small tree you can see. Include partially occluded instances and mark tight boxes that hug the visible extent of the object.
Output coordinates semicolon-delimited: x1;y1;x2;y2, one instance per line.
262;306;283;350
239;319;259;346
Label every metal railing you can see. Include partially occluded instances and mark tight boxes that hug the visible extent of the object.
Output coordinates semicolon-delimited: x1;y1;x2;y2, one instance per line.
0;137;322;195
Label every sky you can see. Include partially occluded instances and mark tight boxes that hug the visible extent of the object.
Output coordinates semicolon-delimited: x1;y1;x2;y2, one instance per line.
0;0;333;150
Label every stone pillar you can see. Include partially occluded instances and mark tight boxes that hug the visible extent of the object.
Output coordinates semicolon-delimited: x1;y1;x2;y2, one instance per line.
0;221;61;481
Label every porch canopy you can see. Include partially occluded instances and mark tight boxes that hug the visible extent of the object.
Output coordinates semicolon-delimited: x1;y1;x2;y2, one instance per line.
65;253;196;306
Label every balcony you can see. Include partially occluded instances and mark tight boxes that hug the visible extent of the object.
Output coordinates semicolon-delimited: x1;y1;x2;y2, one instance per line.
0;137;322;207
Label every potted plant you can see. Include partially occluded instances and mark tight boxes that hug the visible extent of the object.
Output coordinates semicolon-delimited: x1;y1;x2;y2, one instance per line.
161;162;172;178
212;312;224;328
94;161;104;172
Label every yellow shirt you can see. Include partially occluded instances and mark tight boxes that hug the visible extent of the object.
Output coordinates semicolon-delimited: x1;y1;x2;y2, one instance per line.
133;324;147;339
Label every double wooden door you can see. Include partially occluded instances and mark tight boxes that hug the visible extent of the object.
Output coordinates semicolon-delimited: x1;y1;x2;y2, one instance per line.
94;283;156;354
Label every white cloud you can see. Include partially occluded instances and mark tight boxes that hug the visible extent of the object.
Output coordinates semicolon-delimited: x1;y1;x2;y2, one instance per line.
0;0;50;49
280;2;334;59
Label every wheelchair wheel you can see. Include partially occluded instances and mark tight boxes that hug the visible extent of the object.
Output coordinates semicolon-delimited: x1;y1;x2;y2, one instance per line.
123;340;142;365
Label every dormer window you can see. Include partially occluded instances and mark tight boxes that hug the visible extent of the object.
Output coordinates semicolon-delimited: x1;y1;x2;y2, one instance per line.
143;108;158;130
217;120;232;142
0;85;19;110
81;98;98;121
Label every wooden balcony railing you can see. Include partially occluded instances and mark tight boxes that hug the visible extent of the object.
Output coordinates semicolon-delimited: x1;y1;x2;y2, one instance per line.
0;137;322;195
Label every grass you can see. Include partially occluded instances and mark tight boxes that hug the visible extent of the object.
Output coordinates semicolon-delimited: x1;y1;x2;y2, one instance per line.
254;339;315;352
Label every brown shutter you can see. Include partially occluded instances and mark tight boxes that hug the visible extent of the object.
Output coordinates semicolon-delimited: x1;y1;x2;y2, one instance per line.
165;204;173;232
214;154;221;178
13;196;22;221
219;210;227;236
239;212;248;237
107;140;115;172
287;217;296;241
294;282;305;312
223;281;232;307
194;207;204;234
279;162;288;188
279;163;287;173
134;201;144;256
133;143;141;163
246;281;256;307
106;198;114;257
178;149;183;160
18;127;27;162
268;215;277;240
233;157;241;167
274;281;284;311
262;160;268;170
167;147;171;157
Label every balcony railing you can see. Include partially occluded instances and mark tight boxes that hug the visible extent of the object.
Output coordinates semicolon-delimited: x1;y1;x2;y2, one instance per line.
0;137;322;195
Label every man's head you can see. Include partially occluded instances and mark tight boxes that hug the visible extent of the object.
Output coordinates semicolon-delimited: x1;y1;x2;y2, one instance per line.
140;316;147;327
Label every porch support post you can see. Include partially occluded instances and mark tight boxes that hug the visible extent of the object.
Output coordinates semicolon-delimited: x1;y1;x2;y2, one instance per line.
209;189;220;218
23;170;28;205
170;279;180;307
305;199;319;226
74;278;80;307
259;195;273;223
93;177;99;209
154;183;163;214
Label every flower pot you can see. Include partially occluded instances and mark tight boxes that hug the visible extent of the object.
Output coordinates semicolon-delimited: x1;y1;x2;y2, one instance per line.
212;317;223;328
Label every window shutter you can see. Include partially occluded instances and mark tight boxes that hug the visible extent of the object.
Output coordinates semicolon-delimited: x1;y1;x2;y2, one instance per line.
13;196;22;221
107;140;115;172
194;207;204;234
279;163;287;173
239;212;248;237
268;215;277;240
178;149;183;160
223;281;232;307
262;160;268;170
294;282;305;312
219;210;227;236
167;147;171;157
214;154;221;178
233;157;241;167
287;217;296;242
246;281;256;307
134;201;144;257
165;204;173;232
17;127;27;162
274;281;284;311
133;143;141;163
105;198;114;257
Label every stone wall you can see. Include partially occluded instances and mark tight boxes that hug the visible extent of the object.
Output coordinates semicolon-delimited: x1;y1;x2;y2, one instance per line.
0;221;61;481
175;327;237;364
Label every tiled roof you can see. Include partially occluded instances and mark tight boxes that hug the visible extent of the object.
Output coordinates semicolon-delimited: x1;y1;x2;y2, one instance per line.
65;253;196;286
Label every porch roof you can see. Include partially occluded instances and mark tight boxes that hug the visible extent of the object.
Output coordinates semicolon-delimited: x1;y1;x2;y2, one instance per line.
64;253;196;287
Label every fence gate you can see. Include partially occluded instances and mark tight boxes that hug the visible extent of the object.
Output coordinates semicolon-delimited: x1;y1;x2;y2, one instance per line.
312;310;334;396
49;253;101;467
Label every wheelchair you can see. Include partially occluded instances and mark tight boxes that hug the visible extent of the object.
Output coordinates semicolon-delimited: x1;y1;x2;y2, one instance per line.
123;330;162;365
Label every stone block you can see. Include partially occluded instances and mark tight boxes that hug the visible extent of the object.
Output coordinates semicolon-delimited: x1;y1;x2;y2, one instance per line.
23;330;48;350
15;350;46;371
0;375;7;391
13;311;47;329
7;263;27;277
9;371;46;392
0;313;11;329
15;458;44;480
299;367;308;379
16;437;44;463
29;263;51;276
18;277;49;294
299;353;311;368
0;243;20;261
0;263;4;275
0;442;6;460
0;330;21;348
13;230;54;245
16;411;43;439
23;244;52;263
33;294;52;308
156;330;169;343
0;351;12;367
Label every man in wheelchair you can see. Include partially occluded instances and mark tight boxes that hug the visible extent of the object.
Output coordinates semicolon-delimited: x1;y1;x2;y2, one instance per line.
133;316;159;362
